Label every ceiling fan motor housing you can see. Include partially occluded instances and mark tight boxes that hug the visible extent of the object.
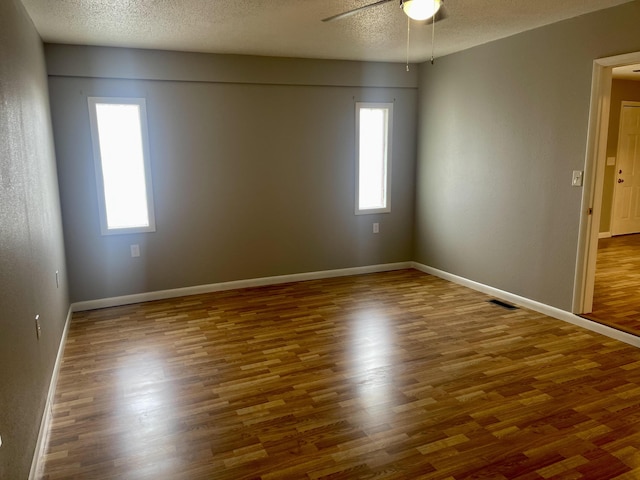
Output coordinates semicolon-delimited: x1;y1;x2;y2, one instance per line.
400;0;442;21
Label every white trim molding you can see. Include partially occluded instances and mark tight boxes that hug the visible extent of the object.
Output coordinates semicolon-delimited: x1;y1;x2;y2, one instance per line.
30;261;640;478
413;262;640;348
574;50;640;315
355;102;393;215
72;261;640;348
29;305;74;480
87;97;156;236
72;262;413;312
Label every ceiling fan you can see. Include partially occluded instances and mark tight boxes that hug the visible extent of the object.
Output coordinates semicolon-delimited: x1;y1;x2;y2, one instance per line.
322;0;447;66
322;0;447;23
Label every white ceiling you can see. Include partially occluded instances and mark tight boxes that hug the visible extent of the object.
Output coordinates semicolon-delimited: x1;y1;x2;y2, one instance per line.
21;0;634;63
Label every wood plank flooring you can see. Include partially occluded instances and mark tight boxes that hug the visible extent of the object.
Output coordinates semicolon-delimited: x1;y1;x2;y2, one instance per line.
582;234;640;336
39;269;640;479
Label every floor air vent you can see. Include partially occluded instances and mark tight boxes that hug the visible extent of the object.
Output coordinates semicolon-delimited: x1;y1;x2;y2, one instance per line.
488;299;518;310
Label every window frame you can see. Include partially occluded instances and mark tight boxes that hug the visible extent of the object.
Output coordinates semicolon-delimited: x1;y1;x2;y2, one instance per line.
87;96;156;235
355;102;393;215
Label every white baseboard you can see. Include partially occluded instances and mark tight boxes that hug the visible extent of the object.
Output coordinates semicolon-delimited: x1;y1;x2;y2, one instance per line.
28;261;639;478
598;232;612;239
72;261;640;348
411;262;640;348
72;262;413;312
29;305;74;480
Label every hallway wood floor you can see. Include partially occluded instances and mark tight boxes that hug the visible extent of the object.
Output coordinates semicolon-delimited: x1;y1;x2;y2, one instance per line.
583;234;640;336
39;270;640;479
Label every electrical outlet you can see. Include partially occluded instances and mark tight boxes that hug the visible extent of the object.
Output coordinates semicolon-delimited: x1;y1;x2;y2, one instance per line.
35;315;41;340
373;223;379;234
130;244;140;257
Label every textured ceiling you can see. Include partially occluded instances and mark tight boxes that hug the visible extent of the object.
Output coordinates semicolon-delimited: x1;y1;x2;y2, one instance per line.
21;0;634;63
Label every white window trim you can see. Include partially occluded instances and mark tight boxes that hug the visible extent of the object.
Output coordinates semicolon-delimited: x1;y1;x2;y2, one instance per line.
88;97;156;235
355;102;393;215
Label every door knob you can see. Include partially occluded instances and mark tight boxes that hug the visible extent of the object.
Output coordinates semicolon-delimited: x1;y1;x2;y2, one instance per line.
618;178;625;183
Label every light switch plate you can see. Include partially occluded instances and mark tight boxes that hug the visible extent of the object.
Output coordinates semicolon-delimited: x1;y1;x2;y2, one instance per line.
130;244;140;257
572;170;583;187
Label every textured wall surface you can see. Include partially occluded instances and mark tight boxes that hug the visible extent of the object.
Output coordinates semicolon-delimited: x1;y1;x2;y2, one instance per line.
0;1;69;478
415;2;640;311
47;47;417;303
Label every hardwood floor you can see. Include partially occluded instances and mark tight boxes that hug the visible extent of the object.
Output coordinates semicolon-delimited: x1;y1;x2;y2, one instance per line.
582;234;640;336
39;270;640;479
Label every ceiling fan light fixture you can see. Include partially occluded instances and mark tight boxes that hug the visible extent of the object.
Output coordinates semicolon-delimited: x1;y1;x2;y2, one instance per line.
401;0;441;21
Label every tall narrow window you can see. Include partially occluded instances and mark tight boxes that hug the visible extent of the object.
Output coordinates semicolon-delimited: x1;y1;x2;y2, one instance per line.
88;97;156;235
356;102;392;214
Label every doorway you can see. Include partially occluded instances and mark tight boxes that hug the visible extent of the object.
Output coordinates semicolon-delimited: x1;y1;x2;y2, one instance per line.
575;54;640;336
610;102;640;236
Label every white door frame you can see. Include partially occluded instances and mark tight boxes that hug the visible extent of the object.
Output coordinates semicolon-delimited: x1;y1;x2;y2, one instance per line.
573;51;640;314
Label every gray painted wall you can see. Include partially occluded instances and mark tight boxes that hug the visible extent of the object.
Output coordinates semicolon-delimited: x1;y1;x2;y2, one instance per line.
0;1;69;478
415;1;640;311
47;46;417;302
600;78;640;233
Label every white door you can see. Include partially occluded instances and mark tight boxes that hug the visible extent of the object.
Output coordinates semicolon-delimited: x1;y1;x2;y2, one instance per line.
611;102;640;236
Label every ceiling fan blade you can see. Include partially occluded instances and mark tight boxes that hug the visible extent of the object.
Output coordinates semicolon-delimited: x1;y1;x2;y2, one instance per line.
322;0;394;22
